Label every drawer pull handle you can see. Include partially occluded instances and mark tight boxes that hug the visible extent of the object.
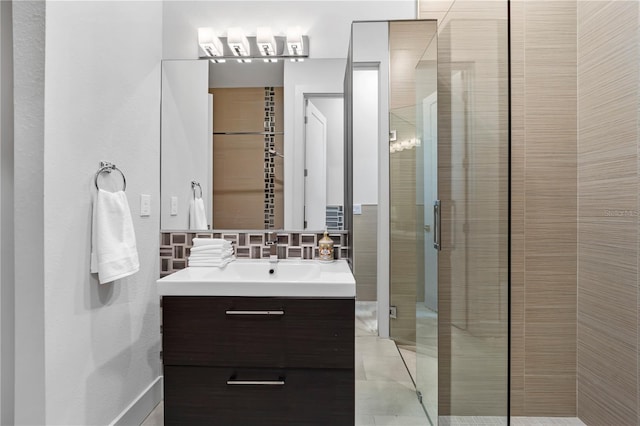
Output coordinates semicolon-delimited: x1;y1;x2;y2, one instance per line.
226;380;285;386
225;310;284;316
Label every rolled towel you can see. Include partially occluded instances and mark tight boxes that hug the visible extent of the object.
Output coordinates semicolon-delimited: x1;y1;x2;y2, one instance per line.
192;238;231;248
90;189;140;284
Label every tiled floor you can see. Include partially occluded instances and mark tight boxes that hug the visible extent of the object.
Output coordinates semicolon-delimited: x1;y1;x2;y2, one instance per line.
140;402;163;426
354;302;428;425
397;345;417;384
439;417;585;426
511;419;585;426
511;417;586;426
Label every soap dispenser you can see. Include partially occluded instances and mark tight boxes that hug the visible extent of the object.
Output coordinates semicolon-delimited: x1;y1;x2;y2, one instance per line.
318;231;334;262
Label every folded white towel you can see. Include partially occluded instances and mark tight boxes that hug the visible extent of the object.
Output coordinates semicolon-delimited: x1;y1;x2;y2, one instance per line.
189;197;208;230
188;257;235;267
190;245;233;254
90;189;140;284
189;251;234;260
192;238;231;248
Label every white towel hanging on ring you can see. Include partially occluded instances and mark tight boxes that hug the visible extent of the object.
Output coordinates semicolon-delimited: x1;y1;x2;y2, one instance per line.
90;189;139;284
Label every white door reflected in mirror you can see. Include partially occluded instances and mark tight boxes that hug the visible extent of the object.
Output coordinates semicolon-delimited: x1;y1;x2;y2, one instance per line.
304;100;327;230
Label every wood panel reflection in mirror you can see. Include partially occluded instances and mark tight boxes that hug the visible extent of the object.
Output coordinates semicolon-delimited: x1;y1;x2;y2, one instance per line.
210;87;284;229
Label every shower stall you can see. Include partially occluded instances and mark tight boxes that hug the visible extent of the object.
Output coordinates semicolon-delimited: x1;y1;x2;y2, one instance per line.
347;4;509;423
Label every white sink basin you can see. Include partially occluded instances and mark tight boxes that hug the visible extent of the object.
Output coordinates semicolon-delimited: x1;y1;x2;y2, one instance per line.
157;259;356;298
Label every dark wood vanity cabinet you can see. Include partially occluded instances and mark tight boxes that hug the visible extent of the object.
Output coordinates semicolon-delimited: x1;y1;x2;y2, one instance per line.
162;296;355;426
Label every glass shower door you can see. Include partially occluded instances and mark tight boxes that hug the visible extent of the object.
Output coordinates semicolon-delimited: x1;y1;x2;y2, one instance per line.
416;86;439;424
436;1;510;424
387;7;510;422
388;19;439;424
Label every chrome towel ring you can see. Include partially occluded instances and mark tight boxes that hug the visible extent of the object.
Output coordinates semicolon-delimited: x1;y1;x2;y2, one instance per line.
94;161;127;191
191;180;203;198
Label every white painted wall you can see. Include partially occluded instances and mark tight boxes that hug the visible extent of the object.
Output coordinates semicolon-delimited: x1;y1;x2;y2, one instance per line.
43;2;162;424
353;69;379;205
352;21;390;338
12;1;46;423
283;59;346;228
309;97;344;206
161;60;210;230
0;1;14;424
162;0;416;59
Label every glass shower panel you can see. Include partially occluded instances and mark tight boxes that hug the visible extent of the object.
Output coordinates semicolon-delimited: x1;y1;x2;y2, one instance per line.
389;20;439;424
390;105;419;345
437;0;509;424
415;32;438;424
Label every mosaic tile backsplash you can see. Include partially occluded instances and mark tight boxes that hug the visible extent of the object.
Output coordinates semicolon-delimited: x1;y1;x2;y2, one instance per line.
160;231;350;277
263;87;277;229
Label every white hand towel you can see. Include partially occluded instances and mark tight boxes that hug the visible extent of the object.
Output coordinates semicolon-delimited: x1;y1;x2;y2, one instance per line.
91;189;139;284
189;197;208;230
193;238;231;248
188;199;196;230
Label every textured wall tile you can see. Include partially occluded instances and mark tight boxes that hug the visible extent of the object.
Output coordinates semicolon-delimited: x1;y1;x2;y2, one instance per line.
577;1;640;425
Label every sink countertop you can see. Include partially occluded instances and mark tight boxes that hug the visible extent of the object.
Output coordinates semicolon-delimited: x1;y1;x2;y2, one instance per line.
157;259;356;298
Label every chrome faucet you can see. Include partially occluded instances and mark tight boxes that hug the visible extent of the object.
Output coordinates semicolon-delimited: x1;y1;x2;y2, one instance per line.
266;232;278;264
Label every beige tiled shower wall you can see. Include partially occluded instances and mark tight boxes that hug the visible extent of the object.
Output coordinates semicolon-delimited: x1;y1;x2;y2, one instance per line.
210;87;284;229
353;205;377;301
510;0;578;417
577;2;640;425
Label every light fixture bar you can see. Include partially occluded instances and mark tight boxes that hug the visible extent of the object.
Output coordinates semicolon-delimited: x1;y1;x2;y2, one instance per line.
198;35;309;61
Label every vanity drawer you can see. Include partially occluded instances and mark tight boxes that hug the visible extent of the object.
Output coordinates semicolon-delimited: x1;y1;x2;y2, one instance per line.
164;366;354;426
162;296;354;369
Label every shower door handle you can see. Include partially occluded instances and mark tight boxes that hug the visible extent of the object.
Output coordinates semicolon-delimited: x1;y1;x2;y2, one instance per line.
433;200;441;251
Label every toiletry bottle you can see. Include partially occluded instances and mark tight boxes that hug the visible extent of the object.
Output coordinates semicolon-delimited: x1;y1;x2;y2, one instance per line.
318;231;334;262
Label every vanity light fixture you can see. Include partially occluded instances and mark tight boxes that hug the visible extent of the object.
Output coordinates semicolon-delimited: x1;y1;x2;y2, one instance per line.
198;26;308;62
227;27;252;63
257;27;278;62
286;26;304;56
198;27;226;63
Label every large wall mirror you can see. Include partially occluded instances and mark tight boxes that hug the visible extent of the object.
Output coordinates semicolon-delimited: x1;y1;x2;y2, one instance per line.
160;59;345;231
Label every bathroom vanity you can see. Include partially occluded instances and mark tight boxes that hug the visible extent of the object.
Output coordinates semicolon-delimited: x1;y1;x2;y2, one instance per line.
157;259;356;425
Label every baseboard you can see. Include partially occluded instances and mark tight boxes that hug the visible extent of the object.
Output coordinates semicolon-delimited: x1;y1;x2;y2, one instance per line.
109;376;163;426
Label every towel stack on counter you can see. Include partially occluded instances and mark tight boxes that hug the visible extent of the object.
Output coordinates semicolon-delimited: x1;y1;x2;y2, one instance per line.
188;238;235;267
